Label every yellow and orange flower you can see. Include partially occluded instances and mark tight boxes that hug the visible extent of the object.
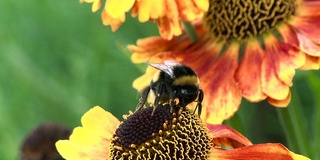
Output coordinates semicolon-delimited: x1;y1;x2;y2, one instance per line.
128;0;320;123
56;106;309;159
80;0;208;40
56;106;120;159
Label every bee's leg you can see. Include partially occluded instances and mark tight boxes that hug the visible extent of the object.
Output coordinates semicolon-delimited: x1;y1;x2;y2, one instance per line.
154;83;164;105
193;89;203;116
136;87;150;112
151;83;164;116
169;91;176;113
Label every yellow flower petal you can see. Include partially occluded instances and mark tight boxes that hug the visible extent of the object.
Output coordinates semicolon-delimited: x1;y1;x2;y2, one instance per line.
193;0;209;12
56;106;120;160
105;0;135;19
101;9;124;31
91;0;101;12
267;92;291;107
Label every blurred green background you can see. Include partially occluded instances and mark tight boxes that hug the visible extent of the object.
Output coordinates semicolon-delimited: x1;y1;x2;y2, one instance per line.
0;0;156;159
0;0;319;159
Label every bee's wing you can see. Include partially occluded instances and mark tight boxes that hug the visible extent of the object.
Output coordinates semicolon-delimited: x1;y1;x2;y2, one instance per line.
149;60;181;78
163;60;182;67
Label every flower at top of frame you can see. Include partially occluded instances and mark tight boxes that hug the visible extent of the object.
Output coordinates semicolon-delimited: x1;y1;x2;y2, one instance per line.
80;0;209;40
128;0;320;124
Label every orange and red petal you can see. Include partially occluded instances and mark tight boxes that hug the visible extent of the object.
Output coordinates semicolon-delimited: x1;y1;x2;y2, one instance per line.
260;34;299;104
207;123;310;159
199;43;242;124
209;143;310;160
128;37;170;63
290;16;320;44
296;32;320;57
56;106;120;159
278;24;306;69
236;24;304;106
160;0;182;39
235;40;267;102
296;0;320;17
207;124;252;148
130;0;208;40
128;34;199;63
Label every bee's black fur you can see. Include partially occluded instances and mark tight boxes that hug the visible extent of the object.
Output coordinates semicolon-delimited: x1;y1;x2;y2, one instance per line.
136;61;203;116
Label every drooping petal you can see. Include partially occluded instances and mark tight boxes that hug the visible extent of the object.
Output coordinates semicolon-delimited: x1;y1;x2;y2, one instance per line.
207;124;252;148
56;106;120;159
296;32;320;57
260;35;294;103
235;40;267;102
161;0;182;39
209;143;310;160
278;24;306;69
267;92;292;107
290;16;320;44
299;54;320;70
236;25;303;105
199;43;242;124
129;35;194;63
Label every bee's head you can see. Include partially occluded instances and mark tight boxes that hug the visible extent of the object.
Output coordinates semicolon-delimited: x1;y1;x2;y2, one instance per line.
174;85;199;106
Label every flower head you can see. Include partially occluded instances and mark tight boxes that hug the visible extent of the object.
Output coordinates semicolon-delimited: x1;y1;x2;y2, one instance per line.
20;123;71;160
56;105;309;159
80;0;209;39
128;0;320;123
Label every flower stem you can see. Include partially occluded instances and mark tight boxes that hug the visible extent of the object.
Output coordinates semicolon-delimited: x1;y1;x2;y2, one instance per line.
182;21;199;42
276;86;310;157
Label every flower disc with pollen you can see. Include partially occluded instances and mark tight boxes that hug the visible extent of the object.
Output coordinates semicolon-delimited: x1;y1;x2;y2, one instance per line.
110;104;212;159
204;0;296;42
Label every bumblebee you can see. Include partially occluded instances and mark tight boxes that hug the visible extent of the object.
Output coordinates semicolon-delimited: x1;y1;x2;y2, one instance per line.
136;60;203;116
